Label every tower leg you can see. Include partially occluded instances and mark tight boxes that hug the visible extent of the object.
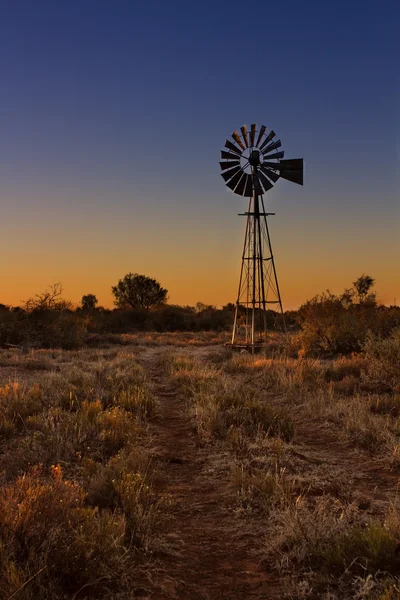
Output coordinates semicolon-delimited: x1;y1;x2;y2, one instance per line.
230;194;285;350
232;197;251;345
251;195;258;352
260;196;286;332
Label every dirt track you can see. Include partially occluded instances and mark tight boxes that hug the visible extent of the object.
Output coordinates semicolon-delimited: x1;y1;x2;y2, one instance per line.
139;348;278;600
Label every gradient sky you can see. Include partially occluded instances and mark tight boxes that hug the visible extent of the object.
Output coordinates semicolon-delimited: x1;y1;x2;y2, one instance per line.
1;0;399;309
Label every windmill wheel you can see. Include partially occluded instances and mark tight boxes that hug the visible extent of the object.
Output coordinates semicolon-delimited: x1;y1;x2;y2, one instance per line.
220;124;303;197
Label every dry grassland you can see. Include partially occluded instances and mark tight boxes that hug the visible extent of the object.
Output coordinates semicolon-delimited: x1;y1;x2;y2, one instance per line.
0;331;399;599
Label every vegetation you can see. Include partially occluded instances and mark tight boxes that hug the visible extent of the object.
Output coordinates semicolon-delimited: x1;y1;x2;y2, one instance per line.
0;346;160;598
81;293;98;311
296;275;399;356
1;273;400;598
1;273;398;353
112;273;168;310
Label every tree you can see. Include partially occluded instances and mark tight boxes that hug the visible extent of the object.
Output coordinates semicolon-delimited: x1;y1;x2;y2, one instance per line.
353;274;376;305
195;302;216;313
81;293;98;311
222;302;235;312
112;273;168;311
24;283;72;312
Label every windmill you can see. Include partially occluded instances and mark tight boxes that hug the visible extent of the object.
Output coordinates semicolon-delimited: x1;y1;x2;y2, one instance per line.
220;124;303;352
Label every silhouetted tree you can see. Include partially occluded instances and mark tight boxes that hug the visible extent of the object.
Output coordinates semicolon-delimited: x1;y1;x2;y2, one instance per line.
81;293;98;311
112;273;168;311
353;274;376;304
195;302;216;313
222;302;235;311
25;283;72;312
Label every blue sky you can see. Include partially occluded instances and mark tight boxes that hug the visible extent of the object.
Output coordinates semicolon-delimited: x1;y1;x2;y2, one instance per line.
0;0;399;307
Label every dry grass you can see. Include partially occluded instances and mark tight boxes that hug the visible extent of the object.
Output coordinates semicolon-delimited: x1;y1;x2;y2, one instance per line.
0;345;162;599
266;495;400;598
121;331;231;347
216;351;400;464
1;330;400;599
164;337;400;597
168;352;294;445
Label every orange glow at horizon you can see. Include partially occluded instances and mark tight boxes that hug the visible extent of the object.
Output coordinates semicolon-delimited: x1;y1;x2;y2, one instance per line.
2;207;398;311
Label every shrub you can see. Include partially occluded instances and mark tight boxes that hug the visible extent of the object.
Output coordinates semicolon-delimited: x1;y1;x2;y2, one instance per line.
0;383;43;436
363;329;400;392
0;466;129;597
297;293;370;356
296;278;400;357
26;310;87;349
0;307;27;345
86;451;161;551
312;521;400;575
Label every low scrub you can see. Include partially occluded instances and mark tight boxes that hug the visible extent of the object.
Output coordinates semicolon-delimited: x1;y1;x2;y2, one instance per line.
268;496;400;591
363;329;400;393
0;347;162;599
0;466;130;598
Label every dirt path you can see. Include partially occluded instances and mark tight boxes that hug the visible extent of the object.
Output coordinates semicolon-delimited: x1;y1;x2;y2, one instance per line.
138;348;278;600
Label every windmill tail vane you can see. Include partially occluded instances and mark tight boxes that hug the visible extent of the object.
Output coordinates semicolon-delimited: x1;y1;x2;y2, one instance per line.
220;123;303;352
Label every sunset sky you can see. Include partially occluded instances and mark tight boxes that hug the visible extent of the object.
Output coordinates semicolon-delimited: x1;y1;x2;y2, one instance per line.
1;1;399;310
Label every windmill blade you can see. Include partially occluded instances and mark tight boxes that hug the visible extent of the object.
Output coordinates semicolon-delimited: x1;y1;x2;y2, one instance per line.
259;130;276;150
250;124;257;146
241;125;249;148
235;173;249;196
262;139;282;154
258;169;274;191
279;158;303;185
225;139;242;156
221;165;241;182
226;170;245;192
220;160;240;171
260;166;280;183
262;151;284;161
232;130;245;151
252;174;263;196
256;124;266;147
221;150;242;160
243;175;254;197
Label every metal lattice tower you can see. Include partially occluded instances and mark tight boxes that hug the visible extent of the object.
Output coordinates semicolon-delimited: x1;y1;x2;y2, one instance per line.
219;124;303;352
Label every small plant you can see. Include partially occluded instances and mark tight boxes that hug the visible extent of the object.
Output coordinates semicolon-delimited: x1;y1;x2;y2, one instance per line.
232;462;294;513
115;383;155;419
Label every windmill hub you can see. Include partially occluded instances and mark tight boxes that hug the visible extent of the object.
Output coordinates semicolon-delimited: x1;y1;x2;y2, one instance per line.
219;123;304;352
249;149;262;167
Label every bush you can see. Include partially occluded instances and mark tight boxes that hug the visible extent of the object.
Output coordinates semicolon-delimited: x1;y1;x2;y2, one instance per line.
296;293;370;355
297;296;400;357
0;466;129;598
26;310;87;349
0;308;26;345
363;329;400;393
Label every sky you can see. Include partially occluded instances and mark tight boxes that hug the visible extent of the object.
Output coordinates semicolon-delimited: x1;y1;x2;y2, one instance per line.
0;0;399;310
